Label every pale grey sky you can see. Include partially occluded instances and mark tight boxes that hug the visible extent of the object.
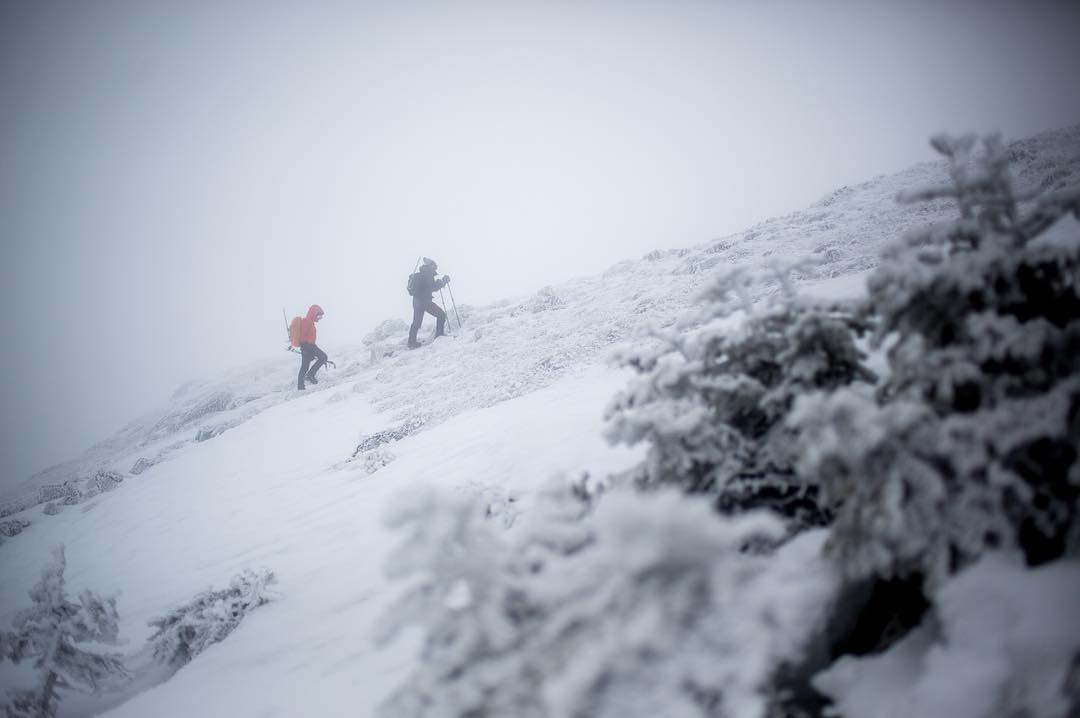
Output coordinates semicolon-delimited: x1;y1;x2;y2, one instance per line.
2;0;1079;489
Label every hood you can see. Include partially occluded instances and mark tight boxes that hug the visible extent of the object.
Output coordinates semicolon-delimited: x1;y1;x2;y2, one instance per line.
306;305;324;320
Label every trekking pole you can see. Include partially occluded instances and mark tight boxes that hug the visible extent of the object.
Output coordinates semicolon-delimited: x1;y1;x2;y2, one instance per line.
282;308;299;353
438;289;452;335
447;284;462;330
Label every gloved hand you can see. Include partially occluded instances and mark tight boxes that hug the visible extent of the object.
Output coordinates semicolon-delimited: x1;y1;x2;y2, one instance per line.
442;275;451;284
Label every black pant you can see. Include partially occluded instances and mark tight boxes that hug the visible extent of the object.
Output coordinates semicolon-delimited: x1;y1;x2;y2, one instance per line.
298;343;327;389
409;299;446;344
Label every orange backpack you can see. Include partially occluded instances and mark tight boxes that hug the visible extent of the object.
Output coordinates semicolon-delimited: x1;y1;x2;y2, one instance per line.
288;317;302;348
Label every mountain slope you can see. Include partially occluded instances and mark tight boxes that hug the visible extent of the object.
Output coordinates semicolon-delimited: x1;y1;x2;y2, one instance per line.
0;124;1077;717
6;124;1079;512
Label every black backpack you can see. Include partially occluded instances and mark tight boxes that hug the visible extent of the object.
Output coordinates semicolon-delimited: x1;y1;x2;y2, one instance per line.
407;272;419;297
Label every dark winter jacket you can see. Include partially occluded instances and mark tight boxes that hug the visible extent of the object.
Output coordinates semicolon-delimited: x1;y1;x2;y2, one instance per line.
410;271;447;302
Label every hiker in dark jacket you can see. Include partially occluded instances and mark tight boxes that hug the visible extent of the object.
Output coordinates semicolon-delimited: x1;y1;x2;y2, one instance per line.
408;258;449;349
298;304;327;390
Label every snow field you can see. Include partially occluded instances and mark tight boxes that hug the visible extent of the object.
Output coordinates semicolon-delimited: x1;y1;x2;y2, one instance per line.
1;364;641;716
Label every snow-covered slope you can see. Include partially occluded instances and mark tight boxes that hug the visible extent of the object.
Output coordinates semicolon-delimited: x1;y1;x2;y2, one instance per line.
3;365;642;717
1;125;1078;716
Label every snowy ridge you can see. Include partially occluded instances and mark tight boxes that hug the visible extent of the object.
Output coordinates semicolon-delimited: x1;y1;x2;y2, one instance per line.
6;124;1078;512
1;125;1078;717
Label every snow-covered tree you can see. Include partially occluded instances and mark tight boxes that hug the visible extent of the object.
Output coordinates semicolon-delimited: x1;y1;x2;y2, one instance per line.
793;134;1080;585
604;267;875;532
376;131;1080;718
1;546;127;718
147;568;276;670
376;482;837;718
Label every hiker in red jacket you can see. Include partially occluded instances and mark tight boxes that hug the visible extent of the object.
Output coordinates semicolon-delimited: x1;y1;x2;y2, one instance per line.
298;304;327;390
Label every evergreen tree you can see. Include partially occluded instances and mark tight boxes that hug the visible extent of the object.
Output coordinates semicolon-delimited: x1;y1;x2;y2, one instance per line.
1;547;127;718
793;134;1080;585
605;266;875;532
376;482;834;718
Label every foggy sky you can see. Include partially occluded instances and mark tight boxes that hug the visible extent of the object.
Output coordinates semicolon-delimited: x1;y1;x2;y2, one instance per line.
2;0;1079;491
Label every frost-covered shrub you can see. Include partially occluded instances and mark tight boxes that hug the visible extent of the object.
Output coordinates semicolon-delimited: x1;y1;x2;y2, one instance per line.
129;457;156;475
376;483;837;718
39;485;82;515
605;268;875;531
511;286;563;316
0;498;30;521
149;389;235;440
351;416;427;458
672;253;725;276
35;483;80;506
15;470;126;519
0;519;31;544
363;318;411;345
1;547;127;717
360;447;395;475
793;134;1080;585
83;470;123;498
147;568;276;669
194;422;231;442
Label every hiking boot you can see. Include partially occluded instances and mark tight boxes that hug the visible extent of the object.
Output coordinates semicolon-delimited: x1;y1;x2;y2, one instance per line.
407;340;421;349
297;383;305;391
306;374;319;385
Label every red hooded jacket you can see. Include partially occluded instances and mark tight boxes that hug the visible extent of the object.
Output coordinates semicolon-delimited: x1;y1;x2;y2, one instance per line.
300;304;323;344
